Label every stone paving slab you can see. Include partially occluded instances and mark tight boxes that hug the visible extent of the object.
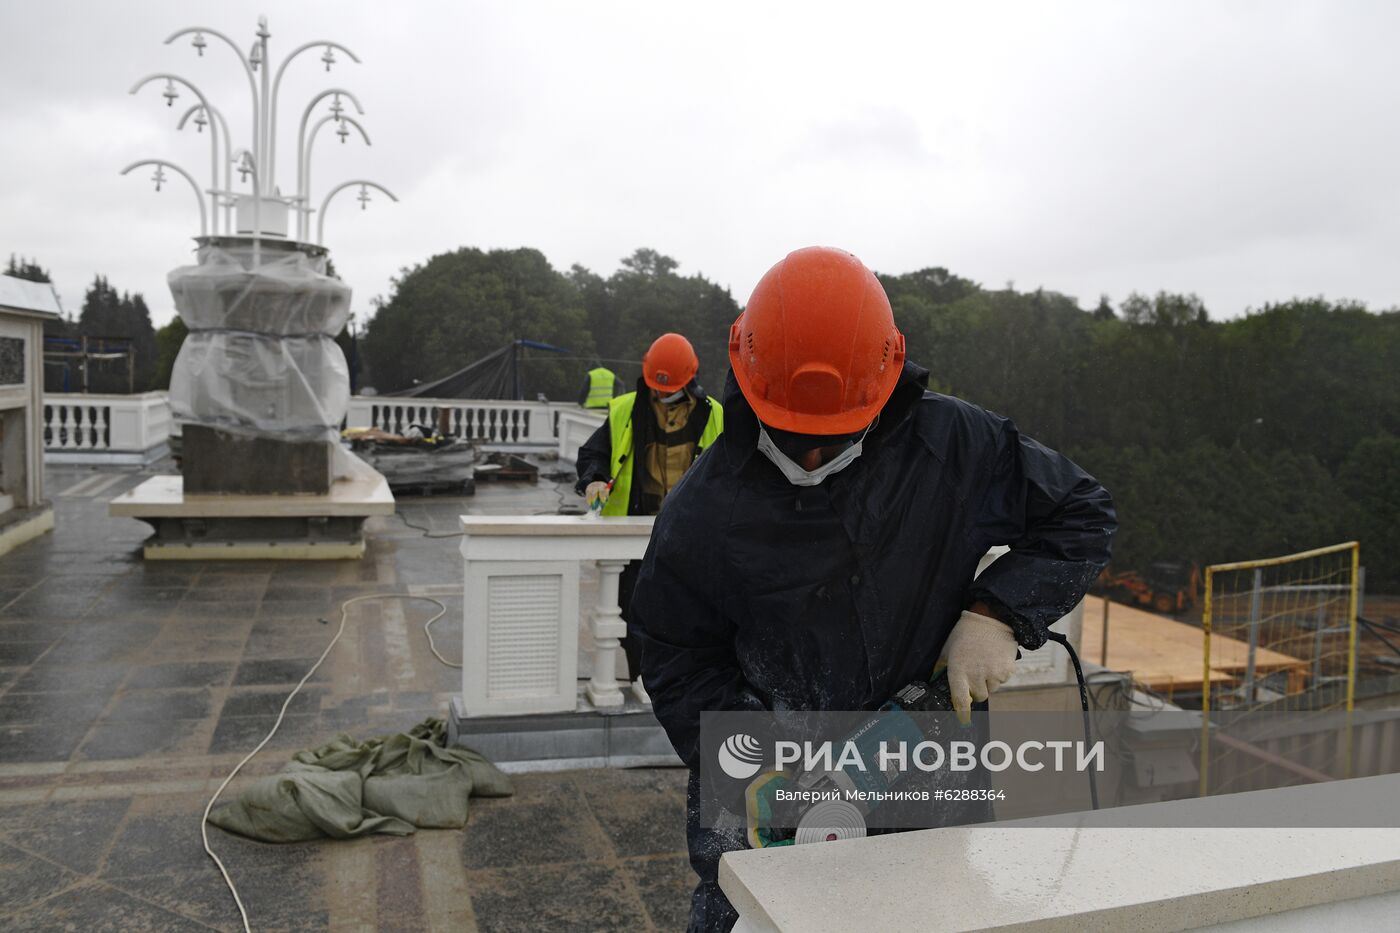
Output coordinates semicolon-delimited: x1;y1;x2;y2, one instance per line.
0;464;693;931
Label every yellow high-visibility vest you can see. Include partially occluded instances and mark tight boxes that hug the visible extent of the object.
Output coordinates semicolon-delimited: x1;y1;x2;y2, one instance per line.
603;391;724;516
584;367;616;409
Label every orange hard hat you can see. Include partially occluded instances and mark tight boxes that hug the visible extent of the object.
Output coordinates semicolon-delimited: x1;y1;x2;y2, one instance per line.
729;246;905;434
643;333;700;392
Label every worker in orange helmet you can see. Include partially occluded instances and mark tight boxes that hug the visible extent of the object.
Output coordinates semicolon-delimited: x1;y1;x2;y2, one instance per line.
575;332;724;701
629;247;1117;932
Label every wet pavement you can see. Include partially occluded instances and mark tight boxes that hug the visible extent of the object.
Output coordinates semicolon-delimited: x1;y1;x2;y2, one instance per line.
0;462;692;931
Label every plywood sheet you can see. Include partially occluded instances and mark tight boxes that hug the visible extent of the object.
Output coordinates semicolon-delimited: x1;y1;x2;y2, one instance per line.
1081;596;1305;694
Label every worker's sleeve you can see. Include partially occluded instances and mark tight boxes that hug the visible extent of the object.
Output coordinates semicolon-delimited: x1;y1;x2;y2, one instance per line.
631;516;766;769
576;375;591;406
967;424;1117;650
574;418;612;495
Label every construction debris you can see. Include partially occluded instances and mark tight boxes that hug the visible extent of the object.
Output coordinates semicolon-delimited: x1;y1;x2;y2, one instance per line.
474;453;539;484
344;425;478;496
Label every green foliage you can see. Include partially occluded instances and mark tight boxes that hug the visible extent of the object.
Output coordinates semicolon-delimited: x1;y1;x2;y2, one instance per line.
74;276;159;392
1071;442;1350;575
574;248;740;391
5;254;51;283
152;316;188;391
1338;434;1400;590
877;274;1398;586
364;248;593;399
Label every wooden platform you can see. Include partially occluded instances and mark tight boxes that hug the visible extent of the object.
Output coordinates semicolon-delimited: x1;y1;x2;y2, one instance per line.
1082;596;1307;697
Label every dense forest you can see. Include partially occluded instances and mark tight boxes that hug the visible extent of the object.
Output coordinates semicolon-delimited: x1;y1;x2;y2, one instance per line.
364;246;1400;588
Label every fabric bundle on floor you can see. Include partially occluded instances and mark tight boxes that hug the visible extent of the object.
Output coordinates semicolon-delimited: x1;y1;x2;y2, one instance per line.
209;718;513;842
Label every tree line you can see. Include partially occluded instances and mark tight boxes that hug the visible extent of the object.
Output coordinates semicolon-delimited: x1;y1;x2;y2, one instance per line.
10;246;1396;587
363;246;1400;588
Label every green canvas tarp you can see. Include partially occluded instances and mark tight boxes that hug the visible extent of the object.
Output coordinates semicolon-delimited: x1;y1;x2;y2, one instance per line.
209;718;513;843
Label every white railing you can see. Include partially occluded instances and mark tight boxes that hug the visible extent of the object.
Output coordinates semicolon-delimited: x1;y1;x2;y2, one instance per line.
43;392;172;465
345;396;577;446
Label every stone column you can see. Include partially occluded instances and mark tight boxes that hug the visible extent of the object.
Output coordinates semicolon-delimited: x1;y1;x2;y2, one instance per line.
586;558;629;708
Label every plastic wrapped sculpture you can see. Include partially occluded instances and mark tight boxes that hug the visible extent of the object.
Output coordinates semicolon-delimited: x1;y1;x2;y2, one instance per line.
121;16;396;495
112;17;397;558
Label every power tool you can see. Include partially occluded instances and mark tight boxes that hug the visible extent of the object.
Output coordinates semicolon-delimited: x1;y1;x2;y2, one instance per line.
745;667;964;848
745;631;1097;847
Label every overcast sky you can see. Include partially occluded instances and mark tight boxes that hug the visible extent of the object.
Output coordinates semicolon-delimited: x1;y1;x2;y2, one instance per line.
2;0;1398;327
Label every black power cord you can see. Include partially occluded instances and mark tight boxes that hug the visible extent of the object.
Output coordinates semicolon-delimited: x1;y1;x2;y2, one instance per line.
1045;630;1100;810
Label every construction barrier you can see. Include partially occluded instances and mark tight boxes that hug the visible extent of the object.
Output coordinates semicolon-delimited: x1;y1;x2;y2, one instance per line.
1199;541;1360;795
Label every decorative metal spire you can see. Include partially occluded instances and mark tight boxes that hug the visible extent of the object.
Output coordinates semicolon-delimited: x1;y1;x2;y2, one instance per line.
120;17;395;247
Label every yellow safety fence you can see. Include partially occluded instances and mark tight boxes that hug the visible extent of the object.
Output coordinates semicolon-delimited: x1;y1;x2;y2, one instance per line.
1199;541;1360;796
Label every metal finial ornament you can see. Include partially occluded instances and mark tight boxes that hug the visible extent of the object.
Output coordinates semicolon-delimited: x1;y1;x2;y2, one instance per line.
152;165;166;191
337;120;350;143
330;93;345;120
357;184;370;209
321;45;337;71
192;31;207;56
163;79;179;107
193;108;208;133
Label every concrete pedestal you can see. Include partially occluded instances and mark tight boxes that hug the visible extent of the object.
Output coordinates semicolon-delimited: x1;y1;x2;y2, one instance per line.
109;455;393;560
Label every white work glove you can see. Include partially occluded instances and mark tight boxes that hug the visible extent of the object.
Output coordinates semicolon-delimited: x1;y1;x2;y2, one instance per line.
941;610;1019;716
585;481;610;508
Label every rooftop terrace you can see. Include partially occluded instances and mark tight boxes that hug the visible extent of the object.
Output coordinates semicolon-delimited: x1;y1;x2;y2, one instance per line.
0;461;691;931
6;456;1399;933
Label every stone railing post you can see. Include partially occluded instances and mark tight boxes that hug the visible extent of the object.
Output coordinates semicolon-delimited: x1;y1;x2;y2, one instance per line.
586;559;630;708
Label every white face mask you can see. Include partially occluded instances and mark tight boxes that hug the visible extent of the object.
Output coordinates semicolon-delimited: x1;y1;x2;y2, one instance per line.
658;388;687;404
757;422;872;486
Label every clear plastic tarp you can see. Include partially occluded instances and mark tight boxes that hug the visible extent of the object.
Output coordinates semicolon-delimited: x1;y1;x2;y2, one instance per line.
167;241;352;445
168;243;350;336
170;332;348;439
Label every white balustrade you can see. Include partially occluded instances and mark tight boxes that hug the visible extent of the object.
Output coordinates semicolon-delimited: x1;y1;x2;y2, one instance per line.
345;396;570;446
43;392;172;465
458;515;655;716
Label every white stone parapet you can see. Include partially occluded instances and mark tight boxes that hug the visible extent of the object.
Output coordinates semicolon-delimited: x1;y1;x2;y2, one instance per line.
346;396;579;447
721;773;1400;932
458;514;655;717
43;392;172;465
